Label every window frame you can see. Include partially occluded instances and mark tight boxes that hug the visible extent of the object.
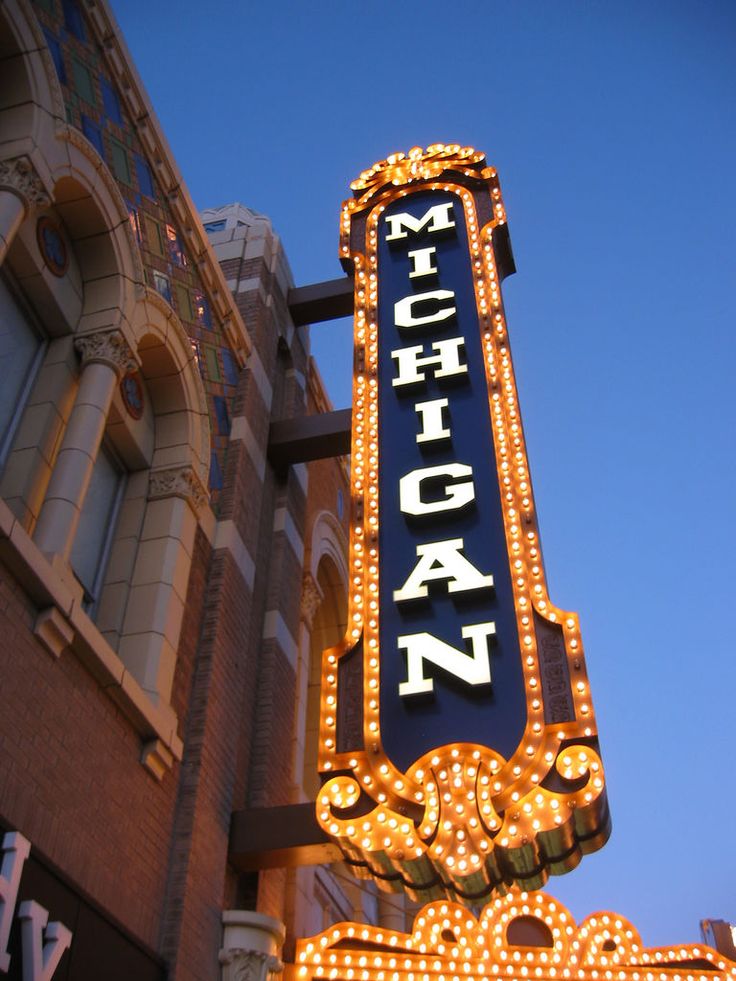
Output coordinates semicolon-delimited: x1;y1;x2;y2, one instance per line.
0;275;48;471
70;438;127;615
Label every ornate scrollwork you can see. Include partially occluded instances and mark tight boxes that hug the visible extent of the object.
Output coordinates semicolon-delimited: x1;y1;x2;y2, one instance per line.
148;465;209;512
0;155;50;209
349;144;488;205
300;572;323;629
74;329;137;377
218;949;283;981
317;742;607;903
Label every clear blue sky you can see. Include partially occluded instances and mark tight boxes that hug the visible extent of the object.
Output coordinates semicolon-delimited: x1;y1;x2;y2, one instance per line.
112;0;736;949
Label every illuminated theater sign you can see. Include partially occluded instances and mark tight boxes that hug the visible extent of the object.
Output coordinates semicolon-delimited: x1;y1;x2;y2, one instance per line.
316;145;610;903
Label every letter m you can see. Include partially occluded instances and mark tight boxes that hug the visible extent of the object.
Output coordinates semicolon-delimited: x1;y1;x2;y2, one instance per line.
398;622;495;697
384;202;455;242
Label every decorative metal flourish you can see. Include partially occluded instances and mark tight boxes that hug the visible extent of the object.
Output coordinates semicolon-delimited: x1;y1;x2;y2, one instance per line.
349;144;488;204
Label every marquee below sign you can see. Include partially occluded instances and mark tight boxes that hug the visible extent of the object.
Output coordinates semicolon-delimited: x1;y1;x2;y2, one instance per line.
294;889;736;981
316;145;609;904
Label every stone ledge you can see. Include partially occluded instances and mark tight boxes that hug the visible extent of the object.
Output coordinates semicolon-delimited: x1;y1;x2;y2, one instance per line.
33;606;74;658
0;497;183;775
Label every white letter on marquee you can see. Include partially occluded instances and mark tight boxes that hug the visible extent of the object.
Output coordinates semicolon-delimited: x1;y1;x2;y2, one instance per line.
399;464;476;516
394;289;456;329
398;622;496;696
384;202;455;242
392;338;467;388
393;538;494;602
415;398;450;443
408;246;438;279
18;901;73;981
0;831;30;972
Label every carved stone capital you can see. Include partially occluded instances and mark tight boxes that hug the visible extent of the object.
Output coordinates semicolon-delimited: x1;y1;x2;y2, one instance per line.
149;465;208;512
74;329;137;377
219;948;283;981
219;911;285;981
0;155;50;209
300;572;323;628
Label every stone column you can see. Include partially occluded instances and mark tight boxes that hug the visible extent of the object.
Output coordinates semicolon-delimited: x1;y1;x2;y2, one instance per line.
219;911;284;981
290;571;323;799
33;329;137;561
0;155;50;266
117;463;207;706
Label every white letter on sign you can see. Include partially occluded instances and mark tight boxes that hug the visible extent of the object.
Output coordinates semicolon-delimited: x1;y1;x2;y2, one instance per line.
408;247;438;279
394;290;456;329
0;831;30;972
393;538;494;602
415;398;450;443
392;338;467;388
384;202;455;241
399;464;475;516
398;622;496;696
18;900;72;981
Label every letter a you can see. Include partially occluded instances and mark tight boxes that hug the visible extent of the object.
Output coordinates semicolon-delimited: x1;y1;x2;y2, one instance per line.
393;538;494;602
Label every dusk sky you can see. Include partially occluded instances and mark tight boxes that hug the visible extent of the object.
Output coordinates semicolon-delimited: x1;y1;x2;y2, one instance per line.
112;1;735;948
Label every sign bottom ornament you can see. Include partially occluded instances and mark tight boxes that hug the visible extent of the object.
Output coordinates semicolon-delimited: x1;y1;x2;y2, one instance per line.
295;889;736;981
316;145;610;905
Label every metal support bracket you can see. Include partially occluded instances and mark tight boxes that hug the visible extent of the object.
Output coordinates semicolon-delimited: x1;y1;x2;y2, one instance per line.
287;277;354;326
268;408;351;470
229;802;342;871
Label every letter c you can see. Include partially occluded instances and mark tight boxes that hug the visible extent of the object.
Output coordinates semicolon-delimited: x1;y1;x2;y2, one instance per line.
394;290;456;329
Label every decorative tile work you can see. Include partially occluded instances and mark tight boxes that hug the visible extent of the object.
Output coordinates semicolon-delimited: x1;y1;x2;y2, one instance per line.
32;0;242;511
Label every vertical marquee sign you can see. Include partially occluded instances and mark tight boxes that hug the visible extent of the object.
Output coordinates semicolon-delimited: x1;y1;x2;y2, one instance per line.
316;145;610;904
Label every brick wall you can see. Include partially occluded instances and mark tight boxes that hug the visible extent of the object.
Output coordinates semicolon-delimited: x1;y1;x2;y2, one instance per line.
0;563;177;949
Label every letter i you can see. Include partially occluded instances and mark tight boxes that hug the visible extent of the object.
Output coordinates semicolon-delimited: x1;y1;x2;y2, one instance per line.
415;398;450;444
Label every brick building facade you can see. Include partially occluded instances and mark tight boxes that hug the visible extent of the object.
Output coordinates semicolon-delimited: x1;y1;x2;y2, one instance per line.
0;2;407;978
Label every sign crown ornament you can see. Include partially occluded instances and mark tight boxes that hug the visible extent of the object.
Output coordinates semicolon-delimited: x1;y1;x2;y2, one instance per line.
350;145;488;204
317;145;610;906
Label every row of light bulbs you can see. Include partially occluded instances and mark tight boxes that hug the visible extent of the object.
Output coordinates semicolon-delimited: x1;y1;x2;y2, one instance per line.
296;890;736;981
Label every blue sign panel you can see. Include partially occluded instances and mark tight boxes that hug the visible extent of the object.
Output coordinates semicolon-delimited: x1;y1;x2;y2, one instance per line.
377;191;527;772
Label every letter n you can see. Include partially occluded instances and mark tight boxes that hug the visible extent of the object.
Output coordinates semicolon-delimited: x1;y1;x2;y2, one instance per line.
398;622;496;696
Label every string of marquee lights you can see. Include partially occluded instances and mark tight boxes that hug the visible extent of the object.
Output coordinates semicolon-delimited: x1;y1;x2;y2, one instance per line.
317;146;608;904
295;889;736;981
